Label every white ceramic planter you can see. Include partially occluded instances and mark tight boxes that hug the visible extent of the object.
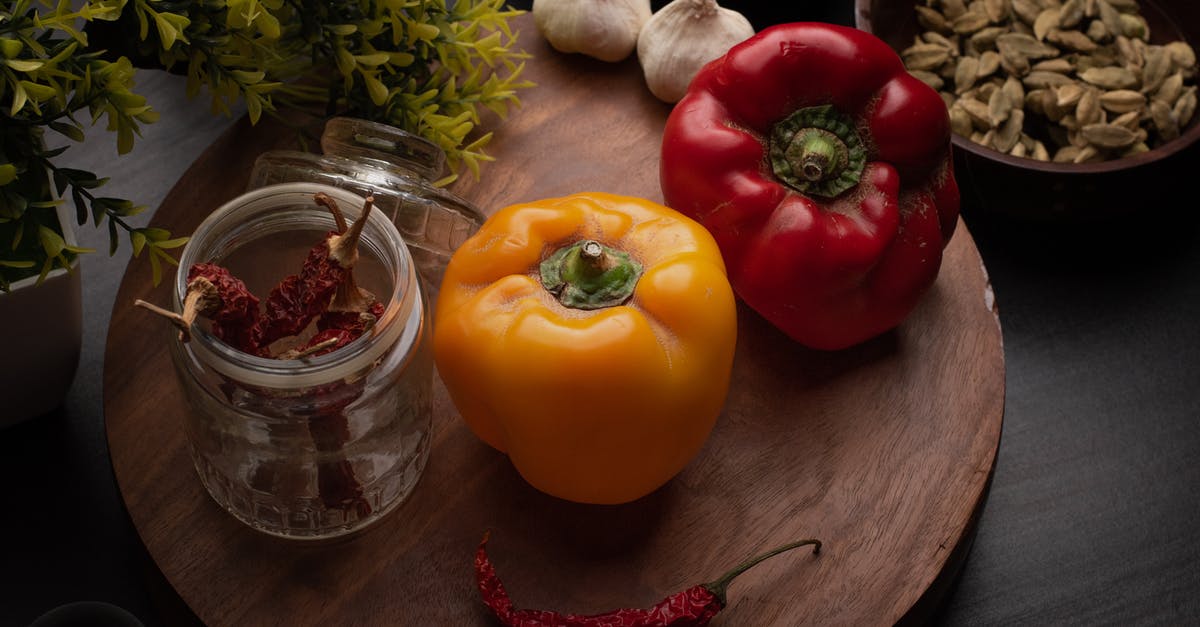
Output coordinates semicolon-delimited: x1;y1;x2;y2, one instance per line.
0;201;83;428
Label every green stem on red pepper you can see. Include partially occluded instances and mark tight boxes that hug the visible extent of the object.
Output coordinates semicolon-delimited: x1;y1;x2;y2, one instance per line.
539;239;643;310
768;104;866;199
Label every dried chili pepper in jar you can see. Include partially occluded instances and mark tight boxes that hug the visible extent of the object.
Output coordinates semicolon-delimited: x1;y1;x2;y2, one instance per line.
475;533;822;627
256;194;376;349
135;262;264;355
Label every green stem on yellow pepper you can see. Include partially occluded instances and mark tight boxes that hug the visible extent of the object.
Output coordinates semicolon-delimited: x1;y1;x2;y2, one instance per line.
540;239;642;310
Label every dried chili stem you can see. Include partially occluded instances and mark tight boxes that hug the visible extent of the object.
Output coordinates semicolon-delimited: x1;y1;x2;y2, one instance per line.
133;276;221;342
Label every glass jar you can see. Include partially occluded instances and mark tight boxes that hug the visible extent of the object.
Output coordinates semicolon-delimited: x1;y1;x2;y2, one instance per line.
171;183;431;540
248;117;485;292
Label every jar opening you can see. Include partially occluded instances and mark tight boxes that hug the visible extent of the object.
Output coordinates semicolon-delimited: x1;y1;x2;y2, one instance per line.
174;183;420;389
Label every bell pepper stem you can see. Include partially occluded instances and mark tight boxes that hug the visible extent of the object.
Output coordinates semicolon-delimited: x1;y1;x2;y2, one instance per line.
540;239;643;310
769;104;866;198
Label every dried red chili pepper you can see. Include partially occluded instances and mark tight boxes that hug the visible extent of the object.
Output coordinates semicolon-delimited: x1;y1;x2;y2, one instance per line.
475;533;822;627
288;192;383;520
135;262;264;354
257;194;375;349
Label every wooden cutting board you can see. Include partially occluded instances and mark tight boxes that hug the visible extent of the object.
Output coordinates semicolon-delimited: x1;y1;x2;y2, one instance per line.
104;14;1004;626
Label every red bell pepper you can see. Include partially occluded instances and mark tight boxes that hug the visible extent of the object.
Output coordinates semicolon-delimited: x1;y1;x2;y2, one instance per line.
660;22;960;350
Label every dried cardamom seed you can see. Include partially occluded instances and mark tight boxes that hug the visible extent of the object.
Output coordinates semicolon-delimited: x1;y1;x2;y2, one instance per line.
1149;99;1180;141
1098;89;1144;113
994;109;1025;152
1056;83;1085;107
969;27;1008;53
912;70;945;91
1026;88;1049;114
978;50;1003;77
1155;72;1184;107
1012;0;1042;25
1085;20;1110;43
924;31;959;50
1079;66;1139;89
1031;58;1073;73
960;97;993;127
1046;29;1098;52
943;0;969;20
1165;41;1197;72
1109;109;1141;130
1003;75;1026;105
1175;88;1197;127
1010;141;1028;157
1076;87;1103;124
1000;46;1032;76
1081;122;1138;148
1141;47;1171;94
953;11;992;35
903;43;953;71
950;104;976;136
1024;70;1076;89
1097;0;1124;39
916;6;952;34
955;56;981;93
1033;9;1059;40
1073;145;1100;163
1119;14;1148;41
988;87;1014;125
1032;139;1051;160
997;32;1060;59
985;0;1011;24
1058;0;1084;29
1053;145;1082;162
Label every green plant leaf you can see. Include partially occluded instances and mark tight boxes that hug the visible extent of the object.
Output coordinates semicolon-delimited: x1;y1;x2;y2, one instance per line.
0;164;16;186
4;58;44;72
38;224;66;258
130;230;146;257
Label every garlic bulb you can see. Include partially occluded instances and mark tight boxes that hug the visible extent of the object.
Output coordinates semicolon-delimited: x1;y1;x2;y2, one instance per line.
533;0;652;63
637;0;755;103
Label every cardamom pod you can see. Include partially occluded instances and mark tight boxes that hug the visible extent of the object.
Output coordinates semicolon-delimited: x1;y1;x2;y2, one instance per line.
1148;99;1180;141
1076;87;1103;125
1081;123;1138;148
1141;47;1171;94
953;11;992;35
1080;66;1139;89
955;56;981;94
997;32;1059;59
1032;9;1059;41
978;50;1003;77
1031;58;1073;73
903;43;953;71
1046;29;1098;52
1175;88;1197;127
994;109;1025;152
989;86;1014;125
1155;72;1183;107
1098;89;1144;114
985;0;1011;23
916;6;952;34
1024;70;1076;89
1058;0;1084;29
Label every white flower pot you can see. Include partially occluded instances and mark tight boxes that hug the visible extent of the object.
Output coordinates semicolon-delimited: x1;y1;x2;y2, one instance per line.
0;201;83;428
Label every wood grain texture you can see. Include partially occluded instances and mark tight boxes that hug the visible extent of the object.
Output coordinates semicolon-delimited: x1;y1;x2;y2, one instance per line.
103;15;1004;626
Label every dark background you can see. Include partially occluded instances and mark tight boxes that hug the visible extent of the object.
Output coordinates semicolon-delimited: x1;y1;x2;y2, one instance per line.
3;1;1199;625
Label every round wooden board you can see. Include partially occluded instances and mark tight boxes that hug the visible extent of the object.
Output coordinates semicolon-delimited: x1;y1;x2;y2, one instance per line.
104;15;1004;627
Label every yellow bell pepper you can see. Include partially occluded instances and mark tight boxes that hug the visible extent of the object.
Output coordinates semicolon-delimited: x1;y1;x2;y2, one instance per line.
434;192;738;504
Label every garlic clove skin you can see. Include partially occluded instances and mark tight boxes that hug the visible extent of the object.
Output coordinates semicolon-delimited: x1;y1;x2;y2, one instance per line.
637;0;755;103
533;0;653;63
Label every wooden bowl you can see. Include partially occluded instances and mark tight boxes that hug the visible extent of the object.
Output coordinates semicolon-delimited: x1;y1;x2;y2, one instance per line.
855;0;1200;221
